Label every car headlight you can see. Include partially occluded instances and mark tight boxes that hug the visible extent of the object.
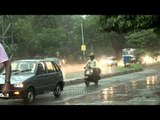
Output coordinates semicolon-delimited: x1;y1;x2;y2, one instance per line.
14;82;23;88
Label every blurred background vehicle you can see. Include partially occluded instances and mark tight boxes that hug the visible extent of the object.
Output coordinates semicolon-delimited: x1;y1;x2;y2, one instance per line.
99;56;118;67
105;57;118;67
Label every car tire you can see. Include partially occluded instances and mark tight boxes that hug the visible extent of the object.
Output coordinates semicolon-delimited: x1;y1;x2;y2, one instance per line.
54;84;62;97
24;88;35;104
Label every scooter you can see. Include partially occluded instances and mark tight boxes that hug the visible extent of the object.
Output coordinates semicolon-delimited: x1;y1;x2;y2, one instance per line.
84;67;101;86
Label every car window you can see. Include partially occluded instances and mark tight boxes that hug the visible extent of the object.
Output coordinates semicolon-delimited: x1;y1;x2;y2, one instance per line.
52;61;61;72
29;62;36;72
11;61;36;74
19;63;28;71
36;62;46;75
45;61;57;73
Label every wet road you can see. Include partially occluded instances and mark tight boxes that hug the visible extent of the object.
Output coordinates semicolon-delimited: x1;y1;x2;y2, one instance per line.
0;65;160;105
62;64;116;81
61;64;84;81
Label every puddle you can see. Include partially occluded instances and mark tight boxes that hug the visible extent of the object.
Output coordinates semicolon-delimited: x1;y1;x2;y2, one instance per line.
61;75;160;104
100;75;160;102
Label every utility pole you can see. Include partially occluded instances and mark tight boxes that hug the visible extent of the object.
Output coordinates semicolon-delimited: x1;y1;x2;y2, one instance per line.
81;19;86;61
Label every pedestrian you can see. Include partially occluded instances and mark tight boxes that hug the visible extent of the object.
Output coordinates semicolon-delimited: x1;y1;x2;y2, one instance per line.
0;43;11;96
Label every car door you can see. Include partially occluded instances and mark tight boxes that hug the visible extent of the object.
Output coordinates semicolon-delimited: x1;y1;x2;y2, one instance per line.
51;61;63;88
34;62;48;94
44;61;57;91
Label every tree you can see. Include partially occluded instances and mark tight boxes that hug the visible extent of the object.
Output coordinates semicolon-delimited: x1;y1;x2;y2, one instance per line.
13;18;37;57
126;29;160;52
10;15;122;61
98;15;160;57
98;15;160;33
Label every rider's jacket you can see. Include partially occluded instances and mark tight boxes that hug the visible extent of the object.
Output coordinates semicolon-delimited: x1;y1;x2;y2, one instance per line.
85;59;97;69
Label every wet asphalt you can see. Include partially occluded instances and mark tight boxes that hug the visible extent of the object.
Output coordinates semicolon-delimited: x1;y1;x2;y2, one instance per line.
0;65;160;105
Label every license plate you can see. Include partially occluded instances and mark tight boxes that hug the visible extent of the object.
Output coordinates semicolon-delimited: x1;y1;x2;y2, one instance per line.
0;93;9;98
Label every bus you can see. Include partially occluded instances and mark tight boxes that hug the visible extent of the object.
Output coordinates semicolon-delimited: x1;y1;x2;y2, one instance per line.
122;48;136;66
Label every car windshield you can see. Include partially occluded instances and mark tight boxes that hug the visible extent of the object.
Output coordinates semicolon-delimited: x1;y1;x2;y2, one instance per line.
1;60;37;75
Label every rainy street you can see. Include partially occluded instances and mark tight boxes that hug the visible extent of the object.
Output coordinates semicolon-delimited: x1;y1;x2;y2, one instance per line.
0;64;160;105
2;15;160;106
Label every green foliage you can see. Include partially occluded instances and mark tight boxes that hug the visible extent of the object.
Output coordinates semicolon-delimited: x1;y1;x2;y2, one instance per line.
134;49;146;57
13;18;36;57
115;63;143;73
98;15;160;56
98;15;159;33
126;29;160;52
8;15;160;62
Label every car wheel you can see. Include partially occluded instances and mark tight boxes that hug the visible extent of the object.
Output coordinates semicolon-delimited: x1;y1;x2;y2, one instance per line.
54;84;62;97
24;88;35;104
85;80;90;86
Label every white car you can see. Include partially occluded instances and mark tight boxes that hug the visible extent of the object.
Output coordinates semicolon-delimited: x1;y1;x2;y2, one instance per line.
105;57;118;67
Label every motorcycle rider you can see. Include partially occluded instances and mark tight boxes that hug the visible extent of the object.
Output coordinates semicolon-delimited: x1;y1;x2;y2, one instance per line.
85;53;97;69
84;53;101;79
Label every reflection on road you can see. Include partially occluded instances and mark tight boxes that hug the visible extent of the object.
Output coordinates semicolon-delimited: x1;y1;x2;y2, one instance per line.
146;76;158;89
60;75;160;105
100;75;160;103
1;71;160;105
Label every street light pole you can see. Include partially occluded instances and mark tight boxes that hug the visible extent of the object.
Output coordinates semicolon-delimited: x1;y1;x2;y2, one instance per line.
81;19;85;60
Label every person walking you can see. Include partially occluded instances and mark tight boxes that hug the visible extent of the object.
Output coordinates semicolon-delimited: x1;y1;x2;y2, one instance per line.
0;43;11;96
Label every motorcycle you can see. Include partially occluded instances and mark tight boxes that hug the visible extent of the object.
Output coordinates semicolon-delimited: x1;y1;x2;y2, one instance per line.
84;67;101;86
